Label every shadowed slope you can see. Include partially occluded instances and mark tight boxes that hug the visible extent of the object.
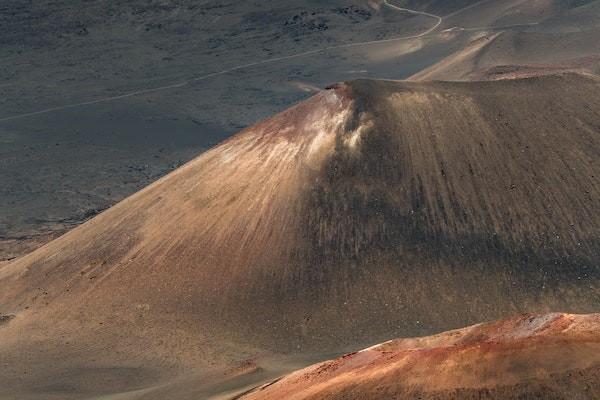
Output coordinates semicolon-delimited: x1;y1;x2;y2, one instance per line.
1;74;599;399
240;313;600;400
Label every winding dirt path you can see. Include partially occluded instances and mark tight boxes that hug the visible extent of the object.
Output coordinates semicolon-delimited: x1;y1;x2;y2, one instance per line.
0;1;443;123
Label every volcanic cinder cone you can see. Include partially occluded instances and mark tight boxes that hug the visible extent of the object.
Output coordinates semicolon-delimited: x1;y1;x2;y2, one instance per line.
1;73;599;399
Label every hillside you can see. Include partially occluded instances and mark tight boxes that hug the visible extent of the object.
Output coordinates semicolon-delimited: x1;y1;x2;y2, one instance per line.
240;313;600;400
409;0;600;82
1;74;599;399
1;0;419;261
3;0;599;261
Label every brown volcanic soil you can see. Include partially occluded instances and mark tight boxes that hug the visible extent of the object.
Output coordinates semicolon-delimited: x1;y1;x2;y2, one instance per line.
1;74;600;398
239;313;600;400
0;0;425;262
3;0;599;262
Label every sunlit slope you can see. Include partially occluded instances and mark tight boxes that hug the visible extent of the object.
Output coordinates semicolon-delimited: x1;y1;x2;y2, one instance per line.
241;313;600;400
1;74;599;399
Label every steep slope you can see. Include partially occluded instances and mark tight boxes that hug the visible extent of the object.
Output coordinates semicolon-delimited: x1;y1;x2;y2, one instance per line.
1;74;600;399
1;0;410;262
240;313;600;400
